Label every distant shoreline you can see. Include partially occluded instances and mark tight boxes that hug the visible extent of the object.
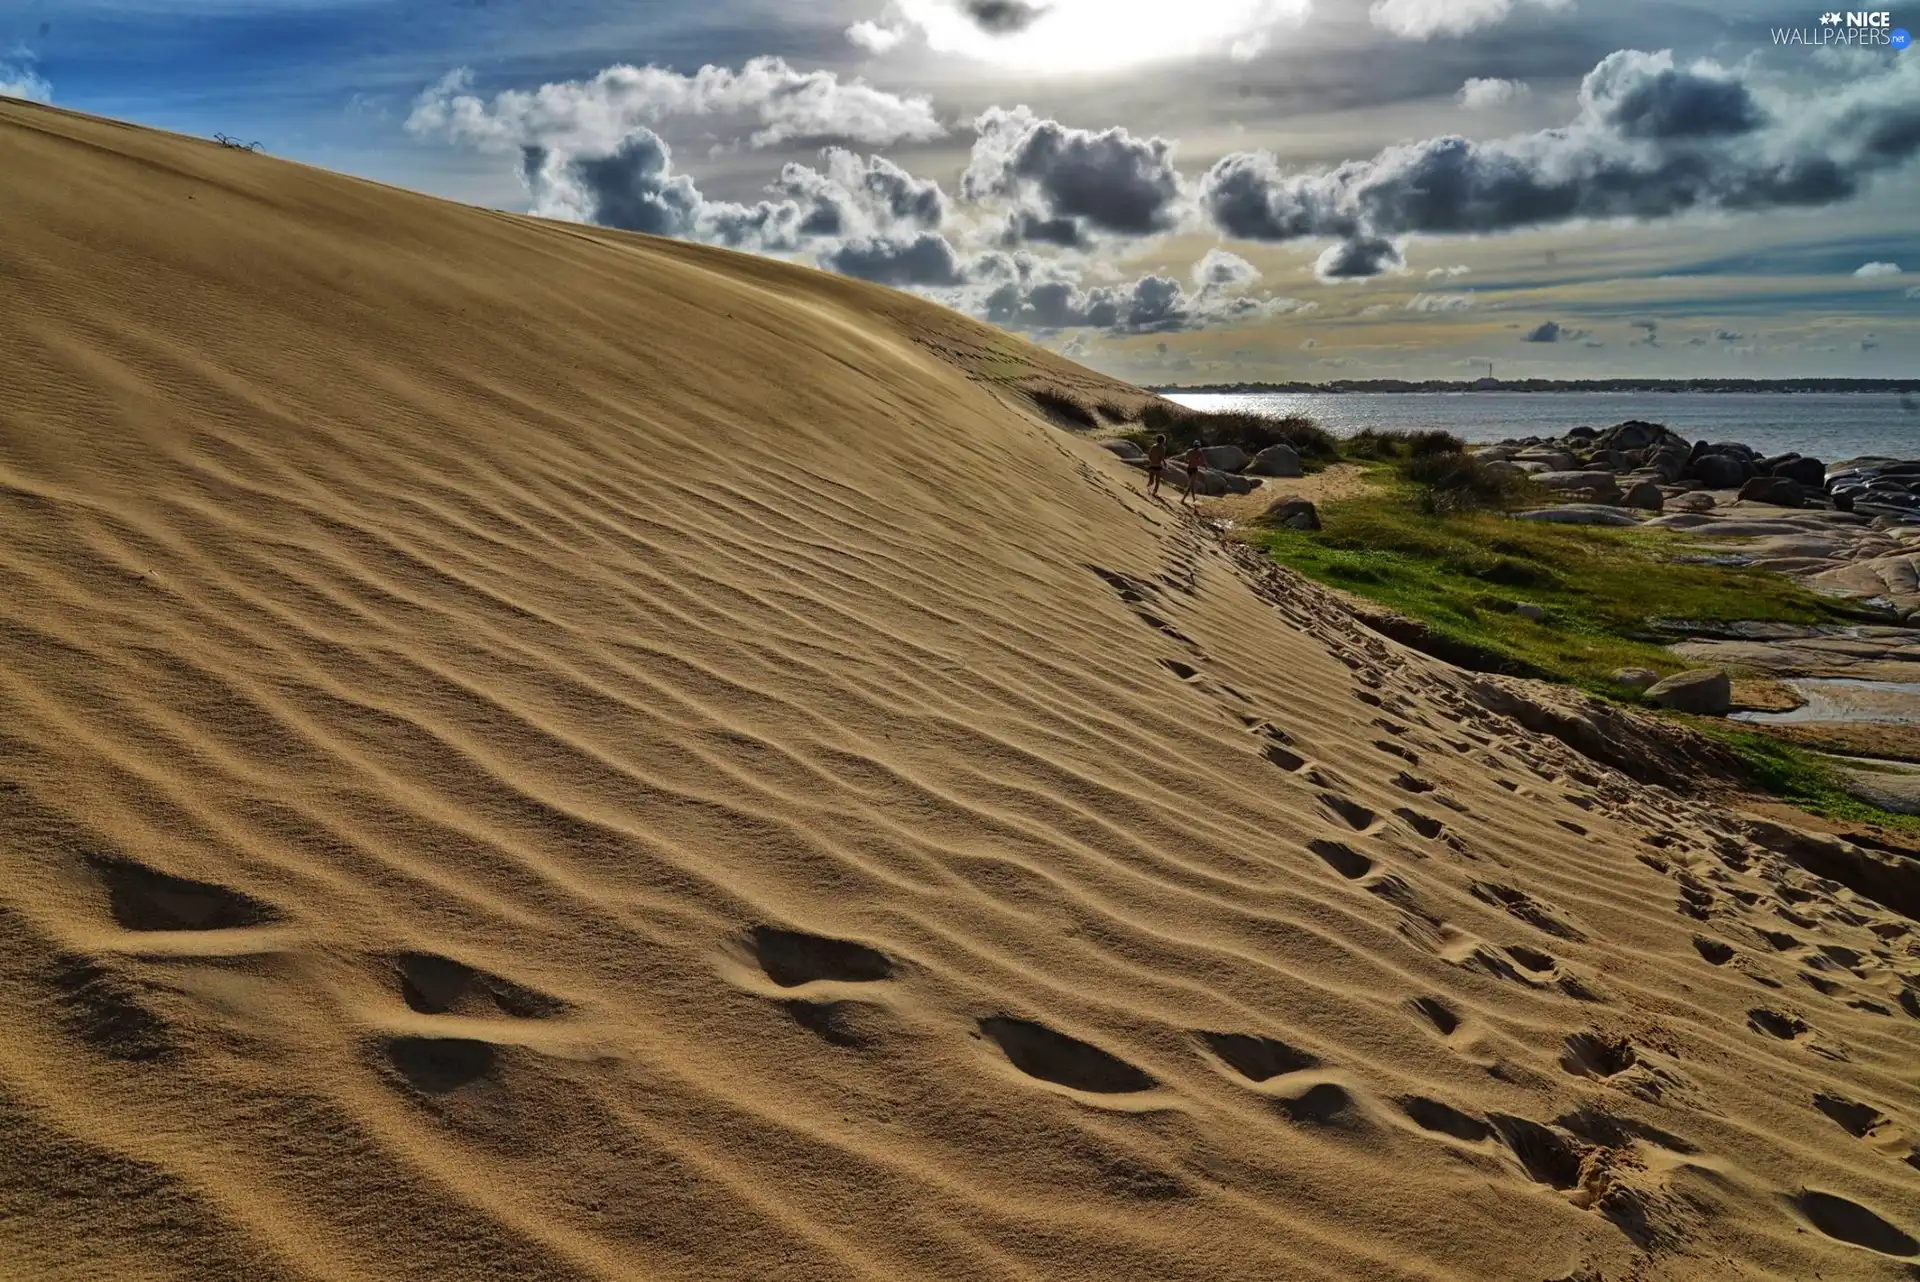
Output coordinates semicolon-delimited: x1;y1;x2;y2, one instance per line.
1153;379;1920;395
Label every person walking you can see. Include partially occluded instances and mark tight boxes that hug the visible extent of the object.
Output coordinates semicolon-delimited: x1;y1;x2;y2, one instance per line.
1182;441;1206;505
1145;434;1168;498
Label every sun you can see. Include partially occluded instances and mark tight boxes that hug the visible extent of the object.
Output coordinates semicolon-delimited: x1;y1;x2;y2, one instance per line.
891;0;1313;73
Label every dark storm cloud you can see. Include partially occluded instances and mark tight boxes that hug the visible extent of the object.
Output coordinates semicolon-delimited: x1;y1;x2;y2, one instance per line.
1522;321;1581;342
962;0;1049;34
964;106;1185;241
1200;50;1920;277
820;231;965;284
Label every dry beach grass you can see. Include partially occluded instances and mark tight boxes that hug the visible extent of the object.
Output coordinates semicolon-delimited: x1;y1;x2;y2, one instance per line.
2;98;1919;1281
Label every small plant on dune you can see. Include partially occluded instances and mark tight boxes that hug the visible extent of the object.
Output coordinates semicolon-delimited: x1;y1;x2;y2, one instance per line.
1028;387;1099;430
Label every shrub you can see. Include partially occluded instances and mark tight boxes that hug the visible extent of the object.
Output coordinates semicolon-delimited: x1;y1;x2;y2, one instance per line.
1342;428;1467;462
1136;402;1339;462
1404;450;1535;515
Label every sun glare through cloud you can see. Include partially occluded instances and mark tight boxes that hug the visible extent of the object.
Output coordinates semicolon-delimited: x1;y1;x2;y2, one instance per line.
886;0;1315;70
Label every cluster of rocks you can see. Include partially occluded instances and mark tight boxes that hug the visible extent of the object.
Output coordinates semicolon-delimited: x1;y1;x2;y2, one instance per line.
1825;460;1920;520
1475;420;1836;516
1099;439;1303;497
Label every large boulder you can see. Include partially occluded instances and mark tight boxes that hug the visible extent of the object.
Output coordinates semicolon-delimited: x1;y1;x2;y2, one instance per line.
1534;470;1624;502
1688;453;1747;489
1474;445;1523;462
1200;444;1250;473
1102;439;1145;460
1257;496;1322;531
1597;421;1669;453
1646;668;1732;715
1512;505;1642;526
1612;668;1660;692
1162;463;1230;497
1516;450;1579;473
1248;444;1303;477
1738;475;1806;508
1770;455;1826;489
1622;480;1665;512
1668;491;1716;513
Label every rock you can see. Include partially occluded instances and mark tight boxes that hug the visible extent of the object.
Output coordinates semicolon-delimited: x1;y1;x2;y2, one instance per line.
1668;492;1716;513
1474;445;1523;462
1247;444;1303;477
1596;421;1670;453
1621;480;1665;512
1738;475;1806;508
1766;454;1826;488
1534;470;1623;499
1162;463;1229;497
1511;505;1643;526
1688;454;1747;489
1258;496;1321;531
1612;668;1660;691
1645;668;1732;715
1515;603;1546;621
1200;444;1249;473
1221;472;1259;496
1101;439;1145;460
1517;450;1579;473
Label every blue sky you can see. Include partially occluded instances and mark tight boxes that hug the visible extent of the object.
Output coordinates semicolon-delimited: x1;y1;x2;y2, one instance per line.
6;0;1919;382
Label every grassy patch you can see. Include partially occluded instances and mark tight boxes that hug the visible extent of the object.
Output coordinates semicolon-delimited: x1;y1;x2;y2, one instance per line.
1694;727;1920;832
1248;478;1867;696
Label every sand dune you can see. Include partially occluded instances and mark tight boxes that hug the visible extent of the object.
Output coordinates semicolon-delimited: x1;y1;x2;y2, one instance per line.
2;97;1917;1282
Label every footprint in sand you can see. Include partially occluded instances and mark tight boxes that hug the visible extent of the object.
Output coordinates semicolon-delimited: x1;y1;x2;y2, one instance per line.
1308;839;1372;881
1393;808;1445;840
87;854;279;933
1375;740;1420;765
977;1017;1156;1094
1470;882;1585;940
748;926;894;988
1198;1031;1319;1080
1398;1095;1492;1142
1391;772;1436;795
393;953;567;1020
1691;936;1735;965
1791;1190;1918;1258
383;1035;497;1093
1159;658;1201;682
1260;734;1307;773
1559;1031;1636;1079
1317;793;1378;833
1747;1006;1810;1040
1408;996;1462;1037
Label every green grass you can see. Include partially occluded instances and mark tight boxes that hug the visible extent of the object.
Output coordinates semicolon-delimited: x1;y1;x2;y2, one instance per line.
1248;477;1868;696
1695;726;1920;832
1246;469;1920;830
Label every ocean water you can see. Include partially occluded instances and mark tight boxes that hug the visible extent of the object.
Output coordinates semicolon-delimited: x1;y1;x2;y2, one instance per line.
1164;392;1920;464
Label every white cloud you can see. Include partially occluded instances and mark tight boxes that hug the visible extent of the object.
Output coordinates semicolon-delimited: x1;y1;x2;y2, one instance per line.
1906;285;1920;300
406;58;944;154
0;48;51;103
1855;261;1902;278
1371;0;1571;40
1191;248;1260;290
847;21;907;53
1405;292;1475;311
1457;77;1530;109
1426;264;1471;279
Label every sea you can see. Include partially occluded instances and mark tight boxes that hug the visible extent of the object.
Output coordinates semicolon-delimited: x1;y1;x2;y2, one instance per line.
1163;392;1920;464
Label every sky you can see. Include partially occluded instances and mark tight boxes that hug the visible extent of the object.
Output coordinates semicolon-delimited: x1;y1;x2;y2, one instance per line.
5;0;1920;384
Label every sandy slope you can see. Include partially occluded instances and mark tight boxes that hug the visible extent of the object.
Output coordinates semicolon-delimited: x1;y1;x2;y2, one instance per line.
2;98;1917;1282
